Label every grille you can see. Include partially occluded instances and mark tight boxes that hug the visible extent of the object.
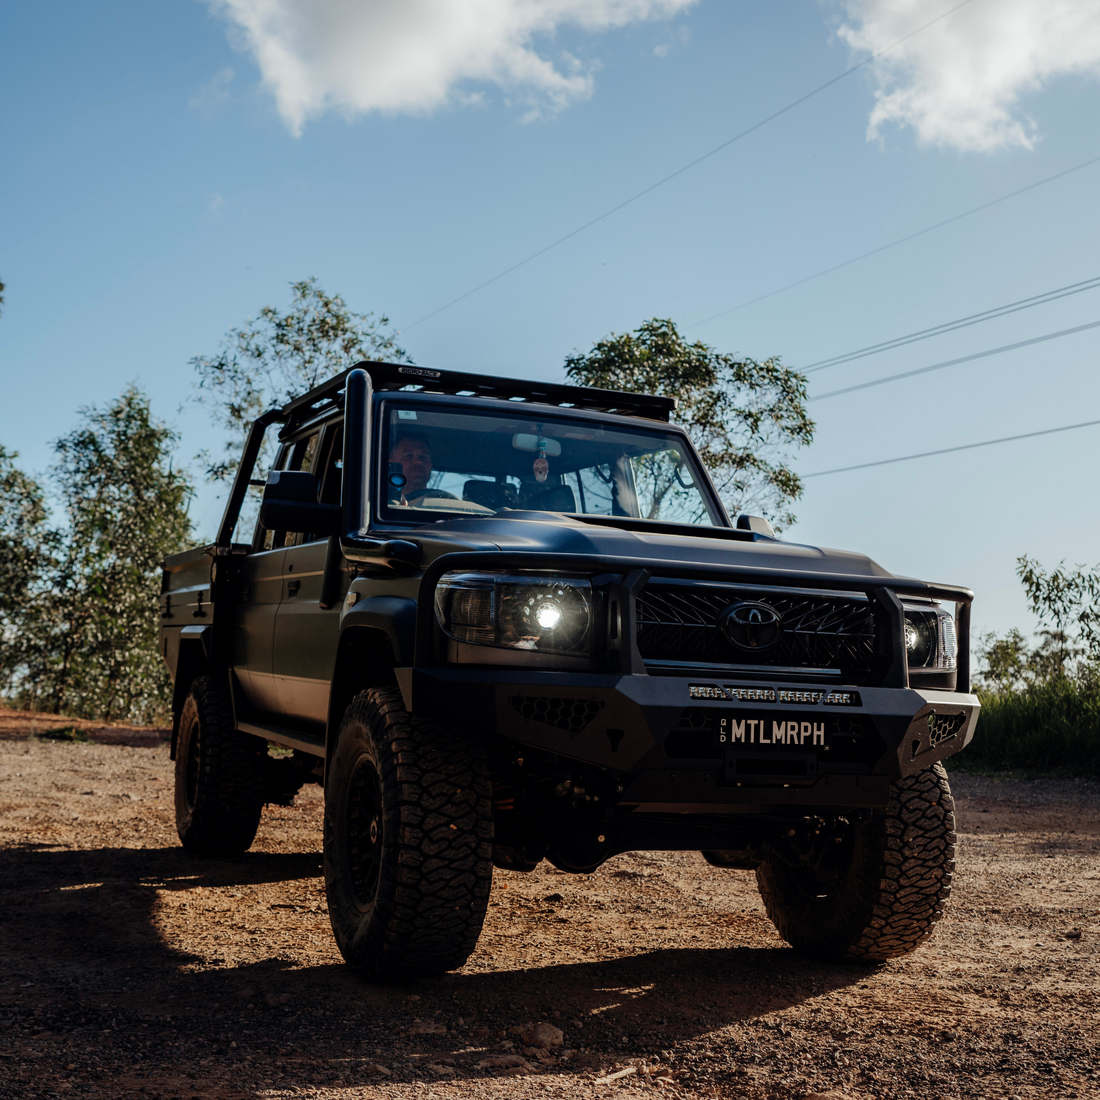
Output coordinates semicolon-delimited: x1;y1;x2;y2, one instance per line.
509;696;605;733
929;710;968;747
637;582;877;675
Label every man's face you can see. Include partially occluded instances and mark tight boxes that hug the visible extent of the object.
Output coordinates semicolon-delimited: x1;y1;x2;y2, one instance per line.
390;437;432;492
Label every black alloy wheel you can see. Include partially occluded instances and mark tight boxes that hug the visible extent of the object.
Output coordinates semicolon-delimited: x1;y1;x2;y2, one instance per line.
346;755;385;910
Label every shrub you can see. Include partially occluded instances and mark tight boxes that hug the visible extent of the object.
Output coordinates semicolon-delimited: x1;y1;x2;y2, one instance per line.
959;677;1100;776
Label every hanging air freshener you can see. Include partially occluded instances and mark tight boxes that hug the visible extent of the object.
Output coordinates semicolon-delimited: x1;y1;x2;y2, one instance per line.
533;437;549;482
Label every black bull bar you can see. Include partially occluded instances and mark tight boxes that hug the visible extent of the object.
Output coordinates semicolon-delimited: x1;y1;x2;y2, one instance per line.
403;551;978;811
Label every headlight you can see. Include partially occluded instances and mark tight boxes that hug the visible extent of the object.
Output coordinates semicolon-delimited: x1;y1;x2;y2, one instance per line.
434;572;597;658
902;603;957;671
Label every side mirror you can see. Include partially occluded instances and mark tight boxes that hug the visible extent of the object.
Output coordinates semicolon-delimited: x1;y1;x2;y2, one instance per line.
259;471;341;534
736;514;776;538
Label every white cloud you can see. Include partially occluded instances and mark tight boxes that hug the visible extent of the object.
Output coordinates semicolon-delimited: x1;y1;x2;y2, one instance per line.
207;0;695;135
834;0;1100;152
189;66;236;115
652;23;689;58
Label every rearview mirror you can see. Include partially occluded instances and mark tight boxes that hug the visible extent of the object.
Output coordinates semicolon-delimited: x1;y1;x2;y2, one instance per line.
512;433;561;456
259;471;341;534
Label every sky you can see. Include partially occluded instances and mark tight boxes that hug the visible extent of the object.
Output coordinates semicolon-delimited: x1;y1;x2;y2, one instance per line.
3;0;1100;645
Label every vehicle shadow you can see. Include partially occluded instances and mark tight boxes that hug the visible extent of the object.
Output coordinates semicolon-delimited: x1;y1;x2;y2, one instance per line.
0;840;873;1096
0;843;322;974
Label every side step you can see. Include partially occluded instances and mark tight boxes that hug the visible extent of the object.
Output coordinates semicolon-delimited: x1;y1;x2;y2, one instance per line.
237;719;326;759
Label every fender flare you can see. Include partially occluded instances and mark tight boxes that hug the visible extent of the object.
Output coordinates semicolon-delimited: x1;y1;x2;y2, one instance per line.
339;596;416;664
168;626;213;759
325;596;417;770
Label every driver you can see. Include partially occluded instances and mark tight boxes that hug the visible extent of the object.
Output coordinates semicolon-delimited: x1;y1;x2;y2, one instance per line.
389;433;456;505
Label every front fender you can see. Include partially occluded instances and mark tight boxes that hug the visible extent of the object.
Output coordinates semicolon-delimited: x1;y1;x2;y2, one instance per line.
340;596;416;664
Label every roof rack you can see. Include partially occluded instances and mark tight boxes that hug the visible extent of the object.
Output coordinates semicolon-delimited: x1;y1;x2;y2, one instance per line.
279;360;676;435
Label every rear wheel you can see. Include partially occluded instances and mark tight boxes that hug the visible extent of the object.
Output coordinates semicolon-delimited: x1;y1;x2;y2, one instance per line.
755;763;956;961
324;687;494;978
174;676;266;855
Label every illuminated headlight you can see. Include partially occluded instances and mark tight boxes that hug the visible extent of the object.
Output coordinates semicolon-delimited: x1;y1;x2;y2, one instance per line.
902;603;957;671
434;572;596;658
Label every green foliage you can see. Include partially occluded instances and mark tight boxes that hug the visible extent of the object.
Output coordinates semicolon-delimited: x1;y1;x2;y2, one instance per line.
975;627;1083;692
967;558;1100;776
46;387;193;721
3;388;192;724
36;726;89;743
1017;554;1100;656
0;447;58;695
564;318;813;528
976;627;1029;691
192;277;409;482
961;677;1100;777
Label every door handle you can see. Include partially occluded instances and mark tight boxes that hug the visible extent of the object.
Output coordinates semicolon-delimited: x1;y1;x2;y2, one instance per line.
288;580;301;597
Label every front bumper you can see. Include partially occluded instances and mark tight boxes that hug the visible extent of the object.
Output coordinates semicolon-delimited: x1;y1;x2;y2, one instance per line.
401;666;979;812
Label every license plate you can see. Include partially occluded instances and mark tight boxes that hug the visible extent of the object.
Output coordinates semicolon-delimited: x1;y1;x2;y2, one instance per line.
716;712;829;749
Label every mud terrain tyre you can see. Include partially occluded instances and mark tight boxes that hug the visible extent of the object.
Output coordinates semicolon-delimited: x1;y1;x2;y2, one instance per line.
174;675;266;855
755;763;956;961
324;687;494;978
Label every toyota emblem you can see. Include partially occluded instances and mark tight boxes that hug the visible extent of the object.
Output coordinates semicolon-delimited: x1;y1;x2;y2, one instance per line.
720;601;782;651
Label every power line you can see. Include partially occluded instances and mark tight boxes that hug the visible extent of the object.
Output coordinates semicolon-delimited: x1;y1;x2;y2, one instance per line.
804;417;1100;478
689;152;1100;329
803;274;1100;373
401;0;978;333
810;318;1100;402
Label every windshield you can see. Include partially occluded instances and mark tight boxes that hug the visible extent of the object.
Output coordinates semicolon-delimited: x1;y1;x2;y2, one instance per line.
378;402;722;526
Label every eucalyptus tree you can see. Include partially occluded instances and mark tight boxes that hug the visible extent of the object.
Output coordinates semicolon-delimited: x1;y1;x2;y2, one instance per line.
191;277;409;482
42;388;193;722
565;318;814;529
0;446;56;700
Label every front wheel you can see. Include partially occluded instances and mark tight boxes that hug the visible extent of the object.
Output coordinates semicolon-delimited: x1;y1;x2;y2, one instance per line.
324;687;494;978
755;763;956;961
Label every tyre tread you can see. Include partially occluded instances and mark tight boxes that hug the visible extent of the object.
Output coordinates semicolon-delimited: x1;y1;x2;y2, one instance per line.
175;675;265;856
756;763;956;961
325;687;493;977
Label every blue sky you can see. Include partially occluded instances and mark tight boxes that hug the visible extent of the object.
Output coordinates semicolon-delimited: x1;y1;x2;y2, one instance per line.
3;0;1100;643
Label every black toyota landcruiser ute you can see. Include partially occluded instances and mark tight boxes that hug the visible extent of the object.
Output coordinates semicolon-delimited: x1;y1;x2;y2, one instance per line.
160;362;978;977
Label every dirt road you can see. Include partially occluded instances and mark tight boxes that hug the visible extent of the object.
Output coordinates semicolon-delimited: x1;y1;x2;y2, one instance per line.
1;714;1098;1100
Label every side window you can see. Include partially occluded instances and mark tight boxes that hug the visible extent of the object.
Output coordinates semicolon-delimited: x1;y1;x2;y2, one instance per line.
318;425;344;506
256;444;291;551
293;432;321;474
258;431;321;550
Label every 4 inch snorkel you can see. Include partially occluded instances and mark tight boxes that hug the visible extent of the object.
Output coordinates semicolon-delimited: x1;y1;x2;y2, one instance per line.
318;369;420;607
